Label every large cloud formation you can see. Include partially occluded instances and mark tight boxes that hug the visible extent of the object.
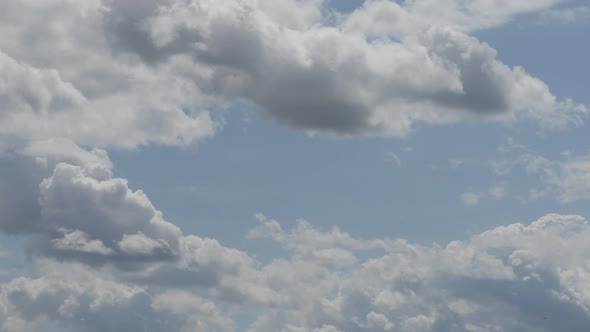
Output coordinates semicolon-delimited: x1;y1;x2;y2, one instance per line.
1;0;590;331
0;0;586;144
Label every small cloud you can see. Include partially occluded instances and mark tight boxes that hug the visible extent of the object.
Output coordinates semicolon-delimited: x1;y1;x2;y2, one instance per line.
488;183;507;200
461;192;481;206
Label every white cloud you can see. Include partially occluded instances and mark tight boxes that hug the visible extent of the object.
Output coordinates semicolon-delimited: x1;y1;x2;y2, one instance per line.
0;0;583;146
3;213;590;331
0;0;215;149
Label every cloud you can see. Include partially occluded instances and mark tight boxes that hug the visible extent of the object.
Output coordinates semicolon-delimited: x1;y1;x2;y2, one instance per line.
0;260;233;332
0;140;179;265
0;0;584;146
245;213;590;331
139;0;584;136
3;213;590;331
0;50;86;116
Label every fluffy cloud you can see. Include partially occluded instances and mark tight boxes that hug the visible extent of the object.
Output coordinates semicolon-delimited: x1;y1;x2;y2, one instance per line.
0;0;215;148
139;0;585;136
0;260;233;332
0;0;585;145
3;213;590;331
234;213;590;331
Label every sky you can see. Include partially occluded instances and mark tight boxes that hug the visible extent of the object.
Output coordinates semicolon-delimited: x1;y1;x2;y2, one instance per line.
0;0;589;331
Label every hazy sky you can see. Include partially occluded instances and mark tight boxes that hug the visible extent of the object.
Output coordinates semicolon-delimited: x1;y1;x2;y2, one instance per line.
0;0;589;331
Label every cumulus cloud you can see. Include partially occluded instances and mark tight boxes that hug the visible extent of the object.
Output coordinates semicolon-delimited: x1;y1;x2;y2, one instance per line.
0;0;584;146
3;213;590;331
236;213;590;331
0;0;215;148
137;0;585;136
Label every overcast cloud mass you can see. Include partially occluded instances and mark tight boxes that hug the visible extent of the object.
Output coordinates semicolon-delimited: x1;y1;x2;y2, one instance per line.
0;0;589;331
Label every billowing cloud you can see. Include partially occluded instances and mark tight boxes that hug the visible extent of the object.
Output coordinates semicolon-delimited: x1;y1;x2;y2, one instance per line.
0;0;215;148
137;0;585;136
0;0;585;145
2;212;590;331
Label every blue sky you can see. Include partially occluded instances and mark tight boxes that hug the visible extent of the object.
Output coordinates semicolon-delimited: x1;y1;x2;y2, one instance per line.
1;0;590;331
